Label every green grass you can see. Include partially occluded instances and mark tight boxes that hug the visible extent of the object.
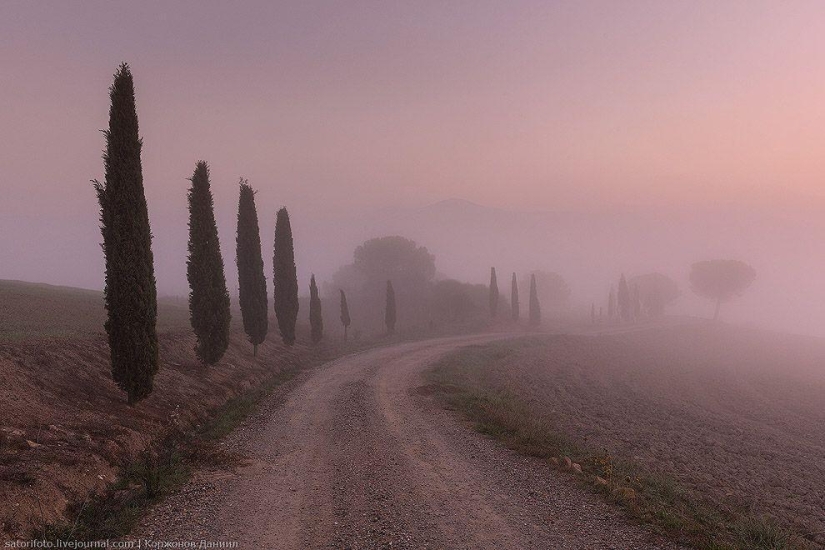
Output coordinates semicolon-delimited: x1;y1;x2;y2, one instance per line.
426;344;811;550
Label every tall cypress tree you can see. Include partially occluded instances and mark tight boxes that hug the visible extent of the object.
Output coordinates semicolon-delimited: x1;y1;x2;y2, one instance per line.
94;63;158;404
528;273;541;326
608;286;616;320
385;280;396;335
618;274;631;322
236;179;268;356
187;161;231;365
340;289;351;341
511;272;519;321
309;274;323;344
489;267;499;318
273;207;299;346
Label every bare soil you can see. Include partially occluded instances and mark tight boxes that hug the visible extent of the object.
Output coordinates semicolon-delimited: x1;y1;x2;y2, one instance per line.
436;324;825;546
0;329;336;541
135;334;681;549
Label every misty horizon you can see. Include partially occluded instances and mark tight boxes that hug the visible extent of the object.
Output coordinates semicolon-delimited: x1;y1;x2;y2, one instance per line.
3;1;825;337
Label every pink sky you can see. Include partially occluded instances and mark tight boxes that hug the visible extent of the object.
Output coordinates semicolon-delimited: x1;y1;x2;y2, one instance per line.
1;1;825;301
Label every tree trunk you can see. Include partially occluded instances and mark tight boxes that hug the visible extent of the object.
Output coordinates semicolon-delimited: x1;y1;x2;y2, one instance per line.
344;326;348;342
253;343;258;357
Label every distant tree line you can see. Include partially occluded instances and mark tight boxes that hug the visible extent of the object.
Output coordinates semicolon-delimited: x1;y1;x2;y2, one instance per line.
598;262;755;325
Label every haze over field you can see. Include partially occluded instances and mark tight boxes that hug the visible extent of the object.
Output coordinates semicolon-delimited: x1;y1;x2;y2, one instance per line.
2;1;825;335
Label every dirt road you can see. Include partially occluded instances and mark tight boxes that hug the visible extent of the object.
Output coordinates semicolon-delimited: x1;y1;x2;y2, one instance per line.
137;334;680;549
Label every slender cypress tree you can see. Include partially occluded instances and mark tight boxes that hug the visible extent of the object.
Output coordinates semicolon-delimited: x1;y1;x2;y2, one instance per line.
236;179;268;356
385;280;396;335
187;161;231;365
489;267;499;318
309;274;323;344
608;286;616;320
511;272;519;321
273;207;299;346
618;274;631;321
94;63;158;404
340;289;351;341
591;303;596;324
528;274;541;326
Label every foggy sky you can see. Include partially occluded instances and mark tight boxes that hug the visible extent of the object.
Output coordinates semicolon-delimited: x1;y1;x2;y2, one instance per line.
2;1;825;335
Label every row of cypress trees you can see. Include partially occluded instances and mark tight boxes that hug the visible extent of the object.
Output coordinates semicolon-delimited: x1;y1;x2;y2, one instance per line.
606;273;641;322
489;268;541;326
95;64;322;403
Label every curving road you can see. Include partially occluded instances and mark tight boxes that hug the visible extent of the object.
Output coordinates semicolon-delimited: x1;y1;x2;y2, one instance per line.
137;334;680;549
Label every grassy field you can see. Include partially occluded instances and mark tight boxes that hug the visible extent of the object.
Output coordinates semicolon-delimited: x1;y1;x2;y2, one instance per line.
0;279;192;341
427;326;825;550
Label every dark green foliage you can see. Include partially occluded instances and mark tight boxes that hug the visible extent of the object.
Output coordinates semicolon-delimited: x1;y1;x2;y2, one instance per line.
528;274;541;326
235;180;268;356
385;280;396;334
511;272;519;321
273;208;299;345
186;161;231;365
617;274;631;321
93;63;158;404
489;267;499;318
340;289;351;341
309;274;323;344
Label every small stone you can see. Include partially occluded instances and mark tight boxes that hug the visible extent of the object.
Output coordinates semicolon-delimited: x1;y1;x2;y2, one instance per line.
563;456;572;469
594;476;608;486
572;463;582;474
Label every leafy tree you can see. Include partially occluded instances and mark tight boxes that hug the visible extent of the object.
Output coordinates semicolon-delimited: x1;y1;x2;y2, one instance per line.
309;275;323;344
489;267;499;318
93;63;158;404
629;273;680;316
511;272;519;321
273;208;299;345
528;274;541;326
690;260;756;320
236;179;267;356
187;161;231;365
330;236;434;330
340;289;351;341
385;280;396;334
618;274;631;321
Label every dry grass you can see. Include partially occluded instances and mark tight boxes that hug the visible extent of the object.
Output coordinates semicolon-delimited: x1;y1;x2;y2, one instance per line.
0;279;192;342
427;327;824;550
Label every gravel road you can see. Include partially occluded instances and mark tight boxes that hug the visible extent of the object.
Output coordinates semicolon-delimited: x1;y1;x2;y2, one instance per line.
136;334;681;549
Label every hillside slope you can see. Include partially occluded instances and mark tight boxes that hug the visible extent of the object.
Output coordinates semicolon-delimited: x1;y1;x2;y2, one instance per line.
0;280;191;342
0;281;341;540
